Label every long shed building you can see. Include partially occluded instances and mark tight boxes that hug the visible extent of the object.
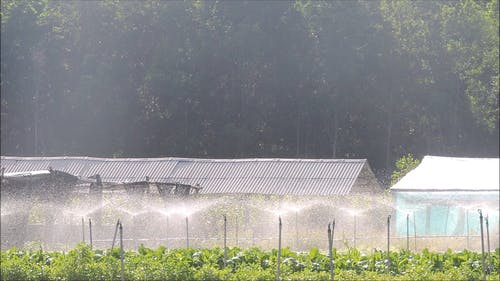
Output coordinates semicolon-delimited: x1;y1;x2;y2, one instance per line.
0;156;383;196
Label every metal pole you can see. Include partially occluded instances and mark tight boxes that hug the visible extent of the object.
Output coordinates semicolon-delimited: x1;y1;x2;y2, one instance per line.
111;219;120;250
413;212;417;252
466;210;470;249
478;209;486;281
119;222;124;281
277;217;282;281
165;216;169;250
406;214;409;251
353;215;356;249
186;216;189;248
485;216;492;274
82;217;85;243
332;219;335;281
235;217;239;246
295;211;299;250
224;215;228;267
89;218;93;250
387;215;391;271
328;223;333;281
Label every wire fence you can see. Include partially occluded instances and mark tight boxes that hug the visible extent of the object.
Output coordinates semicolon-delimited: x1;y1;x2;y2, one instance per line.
1;223;497;253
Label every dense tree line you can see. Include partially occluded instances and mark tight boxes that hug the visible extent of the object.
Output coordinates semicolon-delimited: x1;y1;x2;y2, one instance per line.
1;0;498;184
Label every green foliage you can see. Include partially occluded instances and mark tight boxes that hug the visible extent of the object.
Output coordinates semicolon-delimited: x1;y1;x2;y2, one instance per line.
1;245;498;281
1;0;498;169
380;0;499;131
391;154;420;186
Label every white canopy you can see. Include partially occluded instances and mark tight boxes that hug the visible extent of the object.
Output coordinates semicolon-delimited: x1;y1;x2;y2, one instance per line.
391;156;499;191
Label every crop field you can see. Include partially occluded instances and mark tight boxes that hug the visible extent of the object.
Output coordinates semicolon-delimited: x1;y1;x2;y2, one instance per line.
1;244;499;281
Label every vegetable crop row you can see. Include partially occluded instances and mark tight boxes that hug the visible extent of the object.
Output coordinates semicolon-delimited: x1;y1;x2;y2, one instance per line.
1;244;499;280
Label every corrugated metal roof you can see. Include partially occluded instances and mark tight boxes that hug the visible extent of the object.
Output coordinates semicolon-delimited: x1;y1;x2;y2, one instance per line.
1;156;369;195
391;156;500;191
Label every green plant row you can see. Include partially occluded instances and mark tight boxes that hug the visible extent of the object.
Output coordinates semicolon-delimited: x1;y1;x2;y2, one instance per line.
1;244;499;281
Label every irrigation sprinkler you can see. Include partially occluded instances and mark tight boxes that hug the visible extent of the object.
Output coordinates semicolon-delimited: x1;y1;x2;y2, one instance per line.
111;219;120;250
119;222;124;281
387;215;391;271
89;218;93;250
478;209;486;281
277;216;282;281
81;217;85;243
485;215;492;274
224;215;228;267
406;214;409;251
186;216;189;248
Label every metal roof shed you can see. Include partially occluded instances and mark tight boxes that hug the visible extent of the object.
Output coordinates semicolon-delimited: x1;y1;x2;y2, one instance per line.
0;156;383;196
390;156;500;236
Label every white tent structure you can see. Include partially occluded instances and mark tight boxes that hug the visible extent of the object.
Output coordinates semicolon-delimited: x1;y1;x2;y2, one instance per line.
391;156;499;236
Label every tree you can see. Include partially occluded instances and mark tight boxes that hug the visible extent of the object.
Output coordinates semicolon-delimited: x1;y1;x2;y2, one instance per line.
390;154;420;186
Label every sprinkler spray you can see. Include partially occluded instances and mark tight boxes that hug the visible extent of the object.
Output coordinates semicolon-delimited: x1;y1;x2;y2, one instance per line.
478;209;486;281
89;218;93;250
224;214;228;267
277;216;282;281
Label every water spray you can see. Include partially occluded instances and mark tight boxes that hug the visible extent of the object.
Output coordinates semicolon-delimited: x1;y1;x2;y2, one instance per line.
478;209;486;281
119;221;124;281
186;216;189;248
89;218;93;250
276;216;282;281
387;215;391;271
111;219;120;250
224;214;228;267
485;215;492;274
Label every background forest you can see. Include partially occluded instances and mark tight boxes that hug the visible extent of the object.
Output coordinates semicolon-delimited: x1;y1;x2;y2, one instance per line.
1;0;498;185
